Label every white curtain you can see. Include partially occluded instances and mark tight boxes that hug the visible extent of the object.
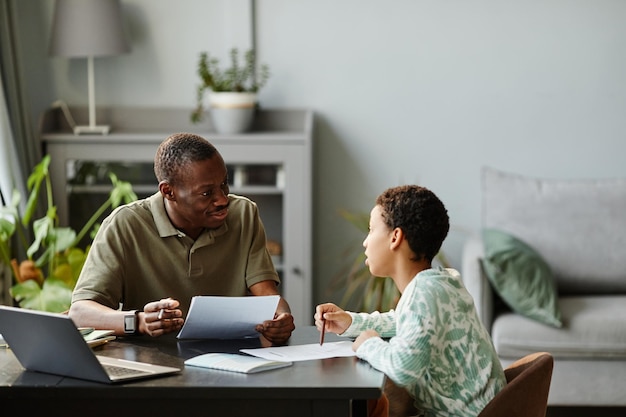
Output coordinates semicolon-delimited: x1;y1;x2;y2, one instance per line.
1;0;38;305
0;76;24;305
0;75;25;207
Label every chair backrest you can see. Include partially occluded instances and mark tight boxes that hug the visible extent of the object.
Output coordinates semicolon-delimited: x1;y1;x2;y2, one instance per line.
478;352;554;417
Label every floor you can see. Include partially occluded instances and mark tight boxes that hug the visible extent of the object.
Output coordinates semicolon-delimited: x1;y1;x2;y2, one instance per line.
546;407;625;417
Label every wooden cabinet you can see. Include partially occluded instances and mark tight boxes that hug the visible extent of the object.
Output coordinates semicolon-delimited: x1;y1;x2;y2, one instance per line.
40;107;313;326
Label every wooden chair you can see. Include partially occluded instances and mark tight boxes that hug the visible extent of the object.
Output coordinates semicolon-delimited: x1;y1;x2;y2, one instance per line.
478;352;554;417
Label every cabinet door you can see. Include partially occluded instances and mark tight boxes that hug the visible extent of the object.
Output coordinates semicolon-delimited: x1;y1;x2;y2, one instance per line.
46;141;160;227
217;142;311;326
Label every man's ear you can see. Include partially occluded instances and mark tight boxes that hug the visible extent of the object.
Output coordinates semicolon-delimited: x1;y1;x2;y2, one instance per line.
159;182;175;201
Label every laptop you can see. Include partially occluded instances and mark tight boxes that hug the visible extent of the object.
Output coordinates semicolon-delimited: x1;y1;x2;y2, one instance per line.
0;305;181;384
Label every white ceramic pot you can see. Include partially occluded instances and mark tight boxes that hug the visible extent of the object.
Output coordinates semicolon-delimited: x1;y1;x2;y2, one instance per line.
208;92;257;134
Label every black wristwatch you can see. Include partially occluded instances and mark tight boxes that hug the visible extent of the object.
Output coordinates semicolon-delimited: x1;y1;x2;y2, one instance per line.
123;310;139;334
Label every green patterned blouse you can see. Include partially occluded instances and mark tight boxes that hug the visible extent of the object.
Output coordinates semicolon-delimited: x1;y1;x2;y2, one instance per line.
343;268;505;417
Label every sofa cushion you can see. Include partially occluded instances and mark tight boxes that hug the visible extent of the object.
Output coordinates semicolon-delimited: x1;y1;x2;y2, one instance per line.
482;167;626;294
481;228;562;327
491;295;626;359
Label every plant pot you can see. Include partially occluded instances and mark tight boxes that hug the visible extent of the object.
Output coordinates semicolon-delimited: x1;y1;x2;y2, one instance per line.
208;92;257;134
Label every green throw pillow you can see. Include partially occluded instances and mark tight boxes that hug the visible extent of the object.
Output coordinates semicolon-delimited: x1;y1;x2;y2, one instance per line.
481;228;562;327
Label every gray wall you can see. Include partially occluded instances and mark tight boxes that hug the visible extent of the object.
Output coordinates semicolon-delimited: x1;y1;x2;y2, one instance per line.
15;0;626;312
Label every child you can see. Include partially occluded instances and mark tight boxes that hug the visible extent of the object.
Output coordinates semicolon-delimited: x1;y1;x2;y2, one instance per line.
315;185;505;417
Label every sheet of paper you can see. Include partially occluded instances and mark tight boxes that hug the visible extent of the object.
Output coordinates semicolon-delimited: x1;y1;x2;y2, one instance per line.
177;295;280;339
240;340;356;362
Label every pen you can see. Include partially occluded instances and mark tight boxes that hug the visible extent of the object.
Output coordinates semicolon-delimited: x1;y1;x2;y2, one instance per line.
158;309;164;320
319;318;326;346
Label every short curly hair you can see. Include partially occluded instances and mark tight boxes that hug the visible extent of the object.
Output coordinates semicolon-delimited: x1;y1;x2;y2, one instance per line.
154;133;219;185
376;185;449;262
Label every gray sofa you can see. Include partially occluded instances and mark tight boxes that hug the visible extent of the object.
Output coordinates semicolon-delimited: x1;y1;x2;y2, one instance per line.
462;167;626;406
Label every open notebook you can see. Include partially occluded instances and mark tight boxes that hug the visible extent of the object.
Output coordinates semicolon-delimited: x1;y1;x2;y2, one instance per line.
0;306;180;384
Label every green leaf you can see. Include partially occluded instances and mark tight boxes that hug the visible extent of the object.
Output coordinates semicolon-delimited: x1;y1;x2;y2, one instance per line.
48;247;88;289
10;279;41;304
23;155;51;225
338;209;370;232
50;227;77;252
28;215;54;258
1;190;21;259
67;247;88;283
109;173;138;207
0;189;21;220
10;278;72;313
0;217;16;241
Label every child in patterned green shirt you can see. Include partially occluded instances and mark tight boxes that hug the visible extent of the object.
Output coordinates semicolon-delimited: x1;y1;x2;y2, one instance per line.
315;185;505;417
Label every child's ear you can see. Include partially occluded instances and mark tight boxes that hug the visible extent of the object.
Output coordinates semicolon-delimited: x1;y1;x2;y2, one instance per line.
390;227;403;249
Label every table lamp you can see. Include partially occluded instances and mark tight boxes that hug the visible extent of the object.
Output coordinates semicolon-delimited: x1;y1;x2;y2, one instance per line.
49;0;130;135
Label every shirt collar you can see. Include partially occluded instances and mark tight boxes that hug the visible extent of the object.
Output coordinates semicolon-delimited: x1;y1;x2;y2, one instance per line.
148;192;229;240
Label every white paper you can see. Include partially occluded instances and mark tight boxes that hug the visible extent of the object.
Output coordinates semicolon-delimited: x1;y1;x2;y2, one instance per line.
177;295;280;339
240;340;356;362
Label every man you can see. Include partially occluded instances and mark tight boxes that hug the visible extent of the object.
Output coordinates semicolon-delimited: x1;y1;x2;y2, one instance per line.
69;133;295;344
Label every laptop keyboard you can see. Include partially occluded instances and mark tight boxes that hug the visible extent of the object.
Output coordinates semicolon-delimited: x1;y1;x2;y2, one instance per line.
102;364;149;377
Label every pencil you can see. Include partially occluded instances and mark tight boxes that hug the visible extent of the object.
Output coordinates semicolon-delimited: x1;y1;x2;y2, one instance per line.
319;318;326;346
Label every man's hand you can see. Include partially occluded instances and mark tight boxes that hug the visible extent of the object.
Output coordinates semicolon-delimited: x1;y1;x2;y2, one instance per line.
256;311;295;345
139;297;184;337
249;281;295;344
69;298;184;337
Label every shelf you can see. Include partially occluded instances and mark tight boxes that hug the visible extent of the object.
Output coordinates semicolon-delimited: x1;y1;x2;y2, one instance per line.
67;184;283;196
40;107;313;142
40;107;313;327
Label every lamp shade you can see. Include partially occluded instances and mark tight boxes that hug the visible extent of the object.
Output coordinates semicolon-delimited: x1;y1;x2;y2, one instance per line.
49;0;130;58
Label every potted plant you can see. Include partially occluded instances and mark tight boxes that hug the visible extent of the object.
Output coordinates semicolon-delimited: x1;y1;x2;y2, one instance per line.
0;155;137;312
190;48;270;134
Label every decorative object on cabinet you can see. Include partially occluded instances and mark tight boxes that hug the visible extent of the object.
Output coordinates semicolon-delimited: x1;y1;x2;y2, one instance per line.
191;48;270;134
49;0;130;135
40;107;313;326
0;155;137;312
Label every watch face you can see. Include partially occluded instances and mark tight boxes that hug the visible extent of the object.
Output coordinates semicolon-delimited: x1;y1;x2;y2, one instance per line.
124;313;136;333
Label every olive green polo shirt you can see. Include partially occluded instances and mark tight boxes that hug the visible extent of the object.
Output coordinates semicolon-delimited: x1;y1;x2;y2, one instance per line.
72;192;280;316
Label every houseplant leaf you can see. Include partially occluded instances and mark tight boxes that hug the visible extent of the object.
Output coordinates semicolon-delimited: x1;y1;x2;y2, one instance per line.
23;155;51;226
10;278;73;313
5;156;137;312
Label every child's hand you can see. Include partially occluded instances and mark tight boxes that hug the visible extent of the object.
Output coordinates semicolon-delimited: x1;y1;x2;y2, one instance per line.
314;303;352;335
352;329;380;351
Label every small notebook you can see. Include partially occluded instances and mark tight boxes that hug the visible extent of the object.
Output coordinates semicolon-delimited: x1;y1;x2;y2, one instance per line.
184;353;293;374
83;329;116;348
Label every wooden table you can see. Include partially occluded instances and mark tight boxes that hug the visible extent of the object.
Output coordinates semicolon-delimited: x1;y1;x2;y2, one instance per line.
0;326;384;417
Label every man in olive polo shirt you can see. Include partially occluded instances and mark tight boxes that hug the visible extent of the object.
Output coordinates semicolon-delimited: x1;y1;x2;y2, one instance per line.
69;133;295;344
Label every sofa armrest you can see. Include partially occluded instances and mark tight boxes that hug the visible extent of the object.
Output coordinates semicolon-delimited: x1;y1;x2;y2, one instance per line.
462;236;494;332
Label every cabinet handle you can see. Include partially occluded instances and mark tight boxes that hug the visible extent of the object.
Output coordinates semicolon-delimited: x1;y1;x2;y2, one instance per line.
291;267;302;276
